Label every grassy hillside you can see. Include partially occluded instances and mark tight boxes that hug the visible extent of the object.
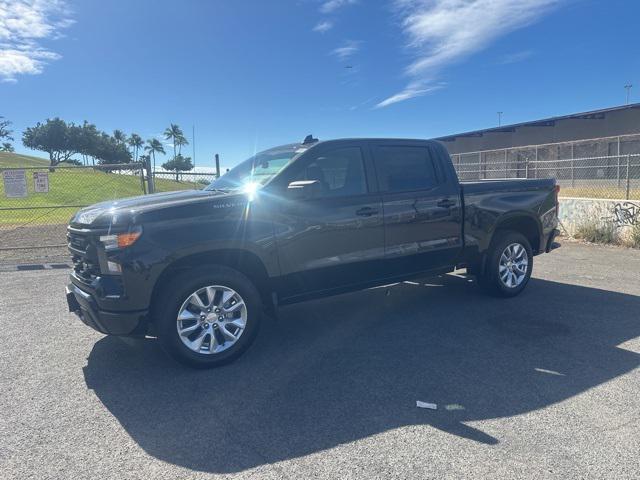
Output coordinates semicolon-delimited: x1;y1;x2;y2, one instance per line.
0;151;49;167
0;152;199;226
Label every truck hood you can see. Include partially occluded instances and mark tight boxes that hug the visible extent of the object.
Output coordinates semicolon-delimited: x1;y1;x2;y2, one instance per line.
70;189;244;228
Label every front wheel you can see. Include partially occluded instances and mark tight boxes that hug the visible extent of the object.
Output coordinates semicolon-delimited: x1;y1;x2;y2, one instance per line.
155;266;262;368
478;231;533;297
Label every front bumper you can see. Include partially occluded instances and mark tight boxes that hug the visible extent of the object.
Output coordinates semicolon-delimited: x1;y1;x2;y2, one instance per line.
66;283;148;336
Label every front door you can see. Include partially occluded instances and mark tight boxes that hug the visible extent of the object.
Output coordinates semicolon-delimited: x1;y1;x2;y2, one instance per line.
270;142;385;300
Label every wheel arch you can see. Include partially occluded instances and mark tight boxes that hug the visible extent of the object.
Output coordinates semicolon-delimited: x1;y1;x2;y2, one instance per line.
149;249;273;324
475;213;541;276
491;213;542;253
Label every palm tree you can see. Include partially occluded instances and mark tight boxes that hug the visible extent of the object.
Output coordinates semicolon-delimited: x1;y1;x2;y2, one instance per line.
163;123;186;160
176;134;189;156
128;133;144;162
144;138;165;171
113;129;127;145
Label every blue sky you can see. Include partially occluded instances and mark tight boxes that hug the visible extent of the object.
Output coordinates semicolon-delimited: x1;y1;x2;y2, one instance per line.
1;0;639;170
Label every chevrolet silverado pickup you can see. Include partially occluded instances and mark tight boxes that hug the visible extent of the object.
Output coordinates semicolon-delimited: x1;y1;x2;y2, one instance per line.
66;137;560;367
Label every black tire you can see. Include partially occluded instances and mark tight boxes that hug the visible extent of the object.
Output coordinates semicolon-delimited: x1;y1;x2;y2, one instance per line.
478;231;533;297
155;265;262;368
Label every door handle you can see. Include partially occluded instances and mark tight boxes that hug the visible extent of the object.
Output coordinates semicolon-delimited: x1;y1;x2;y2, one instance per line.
356;207;378;217
437;198;456;208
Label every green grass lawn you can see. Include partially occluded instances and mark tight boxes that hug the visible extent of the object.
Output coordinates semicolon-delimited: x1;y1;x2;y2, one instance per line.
0;153;199;226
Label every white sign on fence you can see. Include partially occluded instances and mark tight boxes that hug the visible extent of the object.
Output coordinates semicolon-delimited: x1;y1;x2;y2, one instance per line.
2;169;28;198
33;172;49;193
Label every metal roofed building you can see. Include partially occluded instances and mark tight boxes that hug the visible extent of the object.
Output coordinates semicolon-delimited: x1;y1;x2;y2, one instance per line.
434;103;640;199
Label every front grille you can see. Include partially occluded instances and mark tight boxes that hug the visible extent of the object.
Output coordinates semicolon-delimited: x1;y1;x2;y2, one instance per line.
67;229;100;282
68;231;89;254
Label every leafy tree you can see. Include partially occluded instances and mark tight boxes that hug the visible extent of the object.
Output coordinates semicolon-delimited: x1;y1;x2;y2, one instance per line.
0;116;14;142
144;138;165;171
163;123;188;160
162;154;194;181
78;121;100;165
1;142;15;152
22;118;80;166
128;133;144;162
95;133;132;167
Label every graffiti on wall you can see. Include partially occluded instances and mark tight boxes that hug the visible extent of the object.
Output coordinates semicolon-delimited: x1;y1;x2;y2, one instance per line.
605;202;640;227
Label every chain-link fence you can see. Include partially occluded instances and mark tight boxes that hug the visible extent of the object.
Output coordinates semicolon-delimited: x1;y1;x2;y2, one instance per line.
453;153;640;200
152;171;217;192
0;163;144;259
449;133;640;199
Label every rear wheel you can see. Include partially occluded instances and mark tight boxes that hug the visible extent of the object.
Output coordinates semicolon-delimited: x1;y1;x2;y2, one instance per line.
156;266;262;368
478;231;533;297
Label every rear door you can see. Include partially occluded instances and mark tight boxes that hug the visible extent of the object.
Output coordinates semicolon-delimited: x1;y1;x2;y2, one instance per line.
370;141;462;276
271;141;385;300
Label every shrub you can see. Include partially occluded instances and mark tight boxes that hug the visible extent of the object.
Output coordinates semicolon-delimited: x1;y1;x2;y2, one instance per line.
574;220;618;244
630;223;640;249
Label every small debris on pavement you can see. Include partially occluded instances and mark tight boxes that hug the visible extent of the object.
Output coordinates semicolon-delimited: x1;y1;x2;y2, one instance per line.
416;401;437;410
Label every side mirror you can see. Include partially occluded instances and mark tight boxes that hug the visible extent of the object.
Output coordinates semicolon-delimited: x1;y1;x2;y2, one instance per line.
287;180;321;200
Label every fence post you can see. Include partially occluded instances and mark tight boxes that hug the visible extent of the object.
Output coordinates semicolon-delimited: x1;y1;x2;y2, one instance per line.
146;157;155;194
215;154;221;179
504;149;507;178
140;164;147;194
626;154;631;200
571;144;575;188
617;136;621;188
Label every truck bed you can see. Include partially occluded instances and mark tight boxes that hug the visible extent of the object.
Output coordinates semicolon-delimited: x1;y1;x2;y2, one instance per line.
460;178;556;195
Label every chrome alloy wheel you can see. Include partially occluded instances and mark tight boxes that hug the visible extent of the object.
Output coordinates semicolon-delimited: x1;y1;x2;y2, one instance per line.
498;243;529;288
176;285;247;354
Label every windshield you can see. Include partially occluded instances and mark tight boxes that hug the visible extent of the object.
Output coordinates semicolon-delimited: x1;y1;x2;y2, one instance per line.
204;143;304;192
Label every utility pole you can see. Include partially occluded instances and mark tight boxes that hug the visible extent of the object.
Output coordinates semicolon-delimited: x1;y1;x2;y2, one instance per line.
624;84;633;105
497;111;503;127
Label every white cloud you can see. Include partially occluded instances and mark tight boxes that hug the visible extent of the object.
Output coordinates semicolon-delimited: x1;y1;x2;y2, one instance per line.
0;0;74;82
320;0;358;14
377;0;561;107
331;40;360;60
313;20;334;33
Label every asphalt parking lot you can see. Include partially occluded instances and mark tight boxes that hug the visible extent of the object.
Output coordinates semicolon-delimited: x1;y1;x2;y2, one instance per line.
1;241;639;479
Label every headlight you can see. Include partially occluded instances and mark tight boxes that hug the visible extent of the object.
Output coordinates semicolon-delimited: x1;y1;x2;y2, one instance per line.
99;227;142;251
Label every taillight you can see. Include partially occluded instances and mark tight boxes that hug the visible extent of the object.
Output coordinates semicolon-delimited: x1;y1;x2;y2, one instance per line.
554;185;560;216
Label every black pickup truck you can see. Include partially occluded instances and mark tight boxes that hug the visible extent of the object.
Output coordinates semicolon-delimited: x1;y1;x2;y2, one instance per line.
66;137;560;367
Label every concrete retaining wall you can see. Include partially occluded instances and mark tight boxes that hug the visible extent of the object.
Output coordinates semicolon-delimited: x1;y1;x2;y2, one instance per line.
559;197;640;241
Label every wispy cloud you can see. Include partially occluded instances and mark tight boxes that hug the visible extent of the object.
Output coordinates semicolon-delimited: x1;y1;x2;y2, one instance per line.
499;49;534;64
320;0;358;14
376;0;561;107
0;0;74;82
331;40;360;60
313;20;334;33
375;82;445;108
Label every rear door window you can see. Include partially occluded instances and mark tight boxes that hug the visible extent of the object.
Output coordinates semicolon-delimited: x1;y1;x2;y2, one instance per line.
374;146;439;193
